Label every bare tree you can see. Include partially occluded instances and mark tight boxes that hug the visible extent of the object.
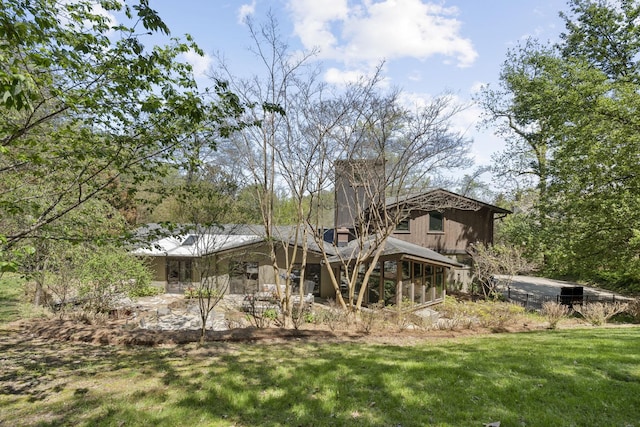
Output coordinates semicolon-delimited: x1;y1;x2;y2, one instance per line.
467;242;537;298
211;13;474;320
190;231;232;345
304;75;473;313
210;13;324;327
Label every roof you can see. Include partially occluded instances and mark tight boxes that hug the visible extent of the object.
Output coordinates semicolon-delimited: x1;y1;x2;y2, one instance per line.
132;233;264;258
131;224;339;258
329;235;462;267
385;188;511;215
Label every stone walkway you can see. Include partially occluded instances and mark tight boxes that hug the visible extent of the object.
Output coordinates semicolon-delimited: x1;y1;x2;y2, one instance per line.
129;294;247;331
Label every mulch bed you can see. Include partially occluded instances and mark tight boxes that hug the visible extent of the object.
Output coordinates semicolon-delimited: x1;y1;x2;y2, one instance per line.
7;316;551;347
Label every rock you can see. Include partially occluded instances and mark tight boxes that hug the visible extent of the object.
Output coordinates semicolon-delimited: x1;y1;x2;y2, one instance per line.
156;307;171;316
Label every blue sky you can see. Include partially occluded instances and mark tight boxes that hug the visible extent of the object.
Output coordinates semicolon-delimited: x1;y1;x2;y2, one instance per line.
140;1;570;182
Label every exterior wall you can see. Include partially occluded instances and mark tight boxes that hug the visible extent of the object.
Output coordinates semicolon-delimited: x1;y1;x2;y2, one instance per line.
143;242;330;296
392;207;495;255
334;159;385;229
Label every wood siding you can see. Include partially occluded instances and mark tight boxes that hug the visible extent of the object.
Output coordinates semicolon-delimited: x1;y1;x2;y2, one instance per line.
392;207;495;254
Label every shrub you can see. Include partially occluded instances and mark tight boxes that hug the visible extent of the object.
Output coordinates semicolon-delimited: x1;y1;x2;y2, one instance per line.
78;246;152;313
315;299;349;331
626;298;640;323
573;302;628;326
129;284;161;298
437;298;524;332
184;287;222;299
474;301;525;331
358;302;385;334
541;301;570;329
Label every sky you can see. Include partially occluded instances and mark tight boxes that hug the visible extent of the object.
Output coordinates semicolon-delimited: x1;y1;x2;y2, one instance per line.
136;0;571;186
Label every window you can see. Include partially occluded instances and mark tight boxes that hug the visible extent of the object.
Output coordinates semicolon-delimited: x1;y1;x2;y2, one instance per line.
395;218;410;232
429;211;444;232
229;261;259;294
181;235;198;246
167;260;192;283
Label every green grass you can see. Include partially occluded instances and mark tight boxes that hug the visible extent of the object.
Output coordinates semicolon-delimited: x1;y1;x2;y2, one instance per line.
1;327;639;426
0;273;26;323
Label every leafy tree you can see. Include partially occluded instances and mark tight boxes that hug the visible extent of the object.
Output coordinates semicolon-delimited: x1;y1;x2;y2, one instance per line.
0;0;236;254
479;0;640;290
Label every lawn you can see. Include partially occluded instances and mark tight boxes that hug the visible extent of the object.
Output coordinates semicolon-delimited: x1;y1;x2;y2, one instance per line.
0;273;26;323
1;326;639;426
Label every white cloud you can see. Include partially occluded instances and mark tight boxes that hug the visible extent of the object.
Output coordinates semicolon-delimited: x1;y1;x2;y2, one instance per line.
183;50;213;78
469;81;486;94
288;0;349;53
288;0;477;68
238;1;257;24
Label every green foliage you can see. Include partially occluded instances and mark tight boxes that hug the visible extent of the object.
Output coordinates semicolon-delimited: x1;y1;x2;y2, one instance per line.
439;298;525;331
78;246;152;313
184;287;222;299
0;273;26;323
0;0;246;253
479;0;640;291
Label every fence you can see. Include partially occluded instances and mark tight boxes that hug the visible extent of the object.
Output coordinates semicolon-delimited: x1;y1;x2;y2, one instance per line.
504;287;623;311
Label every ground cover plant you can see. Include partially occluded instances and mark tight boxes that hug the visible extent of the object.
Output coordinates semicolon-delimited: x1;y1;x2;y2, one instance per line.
1;326;639;427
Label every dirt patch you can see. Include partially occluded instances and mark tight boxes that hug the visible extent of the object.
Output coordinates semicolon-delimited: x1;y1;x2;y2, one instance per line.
6;315;554;347
3;293;563;347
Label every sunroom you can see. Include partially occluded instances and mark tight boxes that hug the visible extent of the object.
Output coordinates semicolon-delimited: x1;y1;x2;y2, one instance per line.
331;236;461;310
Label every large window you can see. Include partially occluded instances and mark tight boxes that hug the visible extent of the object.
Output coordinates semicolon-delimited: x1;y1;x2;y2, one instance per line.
229;261;259;294
291;263;321;296
167;259;192;284
429;211;444;232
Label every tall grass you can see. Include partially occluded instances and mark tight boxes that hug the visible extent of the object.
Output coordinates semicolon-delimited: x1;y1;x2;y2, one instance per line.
1;328;639;426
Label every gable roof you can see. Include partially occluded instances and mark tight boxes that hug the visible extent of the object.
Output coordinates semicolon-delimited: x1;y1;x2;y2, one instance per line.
385;188;511;215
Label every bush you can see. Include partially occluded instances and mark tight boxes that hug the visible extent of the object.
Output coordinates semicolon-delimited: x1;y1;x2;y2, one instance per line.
129;284;161;298
437;298;524;332
315;299;349;331
626;298;640;323
357;302;385;334
541;301;571;329
573;302;628;326
78;246;152;313
184;287;222;299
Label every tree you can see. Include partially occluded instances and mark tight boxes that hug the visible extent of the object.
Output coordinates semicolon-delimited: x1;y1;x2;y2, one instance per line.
305;80;473;313
0;0;238;255
479;0;640;289
210;12;322;327
475;40;564;195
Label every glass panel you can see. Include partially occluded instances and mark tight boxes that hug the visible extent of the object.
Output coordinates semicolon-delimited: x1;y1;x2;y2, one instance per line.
413;263;424;304
167;260;180;284
425;264;434;302
367;262;381;305
383;260;397;305
396;219;409;231
229;261;258;294
429;211;444;232
435;266;444;299
401;261;411;307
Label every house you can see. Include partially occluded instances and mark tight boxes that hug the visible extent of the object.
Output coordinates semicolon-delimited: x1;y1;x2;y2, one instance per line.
133;161;509;309
387;188;511;287
333;159;511;290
